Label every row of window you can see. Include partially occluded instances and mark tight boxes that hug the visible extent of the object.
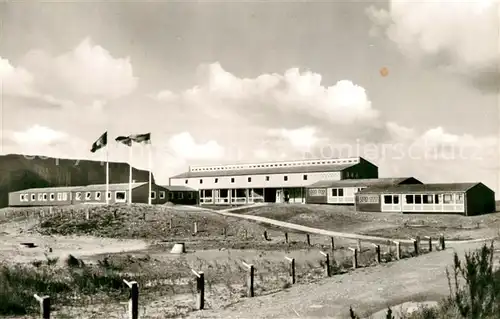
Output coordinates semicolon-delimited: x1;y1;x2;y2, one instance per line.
191;159;358;172
19;190;194;202
188;175;309;185
330;187;366;197
383;193;464;205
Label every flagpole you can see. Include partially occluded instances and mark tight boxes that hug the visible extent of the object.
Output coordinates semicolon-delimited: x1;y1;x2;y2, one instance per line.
148;143;152;205
106;141;109;205
129;143;133;205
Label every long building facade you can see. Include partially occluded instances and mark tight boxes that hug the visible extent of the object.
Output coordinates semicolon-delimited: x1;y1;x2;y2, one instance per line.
169;157;378;205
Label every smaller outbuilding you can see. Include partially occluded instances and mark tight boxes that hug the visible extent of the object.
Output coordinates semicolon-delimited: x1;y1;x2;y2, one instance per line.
162;185;199;205
72;182;169;205
9;186;82;207
306;177;422;205
355;182;496;216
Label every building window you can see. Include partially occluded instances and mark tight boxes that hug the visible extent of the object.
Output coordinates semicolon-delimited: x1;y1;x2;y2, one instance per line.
150;191;156;199
57;193;62;201
434;194;440;204
95;192;101;200
159;191;166;199
284;176;288;181
169;192;174;199
231;178;235;183
265;176;270;181
62;192;68;201
332;188;344;197
49;193;55;201
185;179;188;184
248;177;252;182
303;175;308;180
19;194;25;202
393;195;399;204
214;178;218;183
443;194;453;204
383;195;393;204
38;193;44;201
85;192;92;200
115;191;126;202
177;192;183;199
31;194;36;201
405;195;414;204
188;193;193;199
456;194;464;204
332;189;337;196
414;195;422;204
107;192;112;200
75;192;82;200
422;194;433;204
200;179;203;184
43;193;48;201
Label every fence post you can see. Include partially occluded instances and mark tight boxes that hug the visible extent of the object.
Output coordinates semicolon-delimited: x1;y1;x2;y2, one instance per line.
357;239;361;252
263;231;269;241
425;236;432;252
244;229;248;239
393;241;401;260
412;238;419;256
439;235;445;250
85;207;90;220
284;232;289;244
348;248;358;269
34;294;50;319
123;280;139;319
306;234;311;246
191;269;205;310
284;257;295;284
320;251;331;277
169;218;172;229
331;237;335;251
242;262;254;297
222;227;227;238
194;222;198;234
372;244;381;263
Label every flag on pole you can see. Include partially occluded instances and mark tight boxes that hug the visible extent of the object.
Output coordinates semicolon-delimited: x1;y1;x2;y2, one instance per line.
90;131;109;204
115;135;133;204
115;136;132;146
90;132;107;153
130;133;151;144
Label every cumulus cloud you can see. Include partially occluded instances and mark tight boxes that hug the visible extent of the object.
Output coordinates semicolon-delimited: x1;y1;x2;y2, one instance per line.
19;37;138;102
367;0;500;92
10;125;68;146
167;132;225;160
149;90;178;102
266;126;324;151
0;57;35;96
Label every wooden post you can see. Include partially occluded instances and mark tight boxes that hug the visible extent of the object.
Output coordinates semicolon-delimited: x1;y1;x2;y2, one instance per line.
49;207;53;216
348;248;358;269
320;251;331;277
439;235;445;250
263;231;268;241
169;218;172;230
191;269;205;310
284;232;289;244
242;262;254;297
284;257;295;284
306;234;311;246
123;280;139;319
244;229;248;239
85;208;90;220
412;238;419;256
357;239;361;252
142;211;146;220
34;294;50;319
425;236;432;252
194;222;198;234
222;227;227;238
331;237;335;251
373;244;381;263
393;241;401;260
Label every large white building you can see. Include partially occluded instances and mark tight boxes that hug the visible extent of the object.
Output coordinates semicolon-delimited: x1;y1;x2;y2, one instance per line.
169;157;378;205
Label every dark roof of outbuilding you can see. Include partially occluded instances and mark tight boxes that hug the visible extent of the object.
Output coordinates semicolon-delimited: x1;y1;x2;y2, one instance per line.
358;183;483;194
161;185;196;191
170;163;357;179
307;177;420;188
11;186;83;194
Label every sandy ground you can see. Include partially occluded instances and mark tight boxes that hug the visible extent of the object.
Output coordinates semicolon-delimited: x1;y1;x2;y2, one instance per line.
0;219;148;264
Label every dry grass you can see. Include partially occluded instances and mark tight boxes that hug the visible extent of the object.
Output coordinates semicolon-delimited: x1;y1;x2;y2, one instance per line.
240;204;500;240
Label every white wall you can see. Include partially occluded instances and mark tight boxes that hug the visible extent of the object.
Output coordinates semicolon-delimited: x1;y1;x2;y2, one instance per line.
170;171;341;190
326;187;358;204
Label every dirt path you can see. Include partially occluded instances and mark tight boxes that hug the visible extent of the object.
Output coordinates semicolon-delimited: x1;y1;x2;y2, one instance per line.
205;205;494;245
186;239;498;319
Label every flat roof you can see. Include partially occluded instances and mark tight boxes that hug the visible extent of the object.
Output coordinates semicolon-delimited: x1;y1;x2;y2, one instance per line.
75;182;147;192
170;163;357;179
161;185;196;191
10;186;83;194
307;177;419;188
358;183;482;194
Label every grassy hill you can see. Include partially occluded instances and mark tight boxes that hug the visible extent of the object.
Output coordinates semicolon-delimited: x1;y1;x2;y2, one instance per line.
0;154;153;208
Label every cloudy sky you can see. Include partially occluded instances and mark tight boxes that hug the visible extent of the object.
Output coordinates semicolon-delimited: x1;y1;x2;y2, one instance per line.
0;0;499;193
